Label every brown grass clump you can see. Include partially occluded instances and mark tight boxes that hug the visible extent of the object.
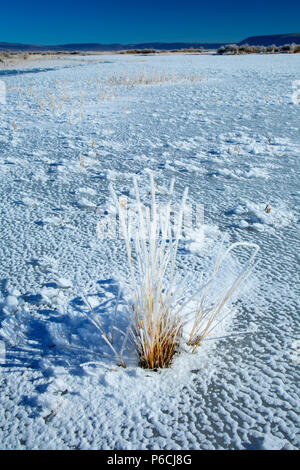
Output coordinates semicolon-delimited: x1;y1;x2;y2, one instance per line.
108;175;259;370
133;305;182;369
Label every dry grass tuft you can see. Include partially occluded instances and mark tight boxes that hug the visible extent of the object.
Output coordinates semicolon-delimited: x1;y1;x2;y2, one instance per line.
134;305;181;369
110;175;259;370
110;175;187;369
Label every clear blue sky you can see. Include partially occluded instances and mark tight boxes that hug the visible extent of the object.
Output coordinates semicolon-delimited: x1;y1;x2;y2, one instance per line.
1;0;299;45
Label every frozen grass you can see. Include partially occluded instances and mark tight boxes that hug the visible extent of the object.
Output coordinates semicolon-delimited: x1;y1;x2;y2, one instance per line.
106;71;203;88
109;175;259;369
217;43;300;55
7;69;203;124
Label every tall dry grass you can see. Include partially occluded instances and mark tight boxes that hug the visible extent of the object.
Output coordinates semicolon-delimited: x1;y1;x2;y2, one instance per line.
109;175;259;369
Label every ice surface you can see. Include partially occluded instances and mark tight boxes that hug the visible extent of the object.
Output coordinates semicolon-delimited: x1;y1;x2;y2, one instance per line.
0;53;299;450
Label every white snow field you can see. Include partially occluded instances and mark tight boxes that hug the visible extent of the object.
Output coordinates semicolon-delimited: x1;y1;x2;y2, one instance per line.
0;53;299;450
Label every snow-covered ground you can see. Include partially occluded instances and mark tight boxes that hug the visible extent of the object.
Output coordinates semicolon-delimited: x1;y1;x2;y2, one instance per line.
0;53;299;450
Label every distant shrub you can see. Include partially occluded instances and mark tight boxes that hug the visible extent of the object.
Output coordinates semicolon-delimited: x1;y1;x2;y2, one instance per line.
292;44;300;53
123;50;138;54
258;46;267;53
0;51;12;62
238;44;263;54
217;43;300;55
266;44;278;53
279;44;293;53
141;49;157;54
238;44;250;53
217;44;239;55
122;49;157;54
180;48;203;53
217;46;226;54
226;44;239;54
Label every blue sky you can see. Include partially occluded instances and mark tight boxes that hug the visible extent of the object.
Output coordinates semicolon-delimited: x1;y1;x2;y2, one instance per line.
1;0;299;45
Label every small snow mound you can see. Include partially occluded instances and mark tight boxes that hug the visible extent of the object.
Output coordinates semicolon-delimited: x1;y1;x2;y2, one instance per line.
78;187;97;196
56;278;72;289
4;295;19;312
231;205;245;215
77;197;96;209
239;220;249;229
22;196;38;206
262;434;285;450
252;223;264;232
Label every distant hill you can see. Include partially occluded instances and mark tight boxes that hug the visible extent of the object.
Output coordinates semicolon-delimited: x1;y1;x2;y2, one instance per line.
0;41;227;52
55;42;227;51
239;33;300;46
0;33;299;52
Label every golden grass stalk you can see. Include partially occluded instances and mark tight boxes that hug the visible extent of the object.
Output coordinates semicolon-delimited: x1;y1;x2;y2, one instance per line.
185;241;259;352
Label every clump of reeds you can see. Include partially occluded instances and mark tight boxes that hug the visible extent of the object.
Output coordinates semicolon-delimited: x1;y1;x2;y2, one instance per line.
110;176;187;369
109;175;259;369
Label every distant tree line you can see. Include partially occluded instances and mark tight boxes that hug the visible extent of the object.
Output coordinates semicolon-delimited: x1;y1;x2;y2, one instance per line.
217;43;300;55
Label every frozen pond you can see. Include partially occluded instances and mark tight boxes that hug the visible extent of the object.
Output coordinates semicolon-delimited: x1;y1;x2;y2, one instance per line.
0;53;299;449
